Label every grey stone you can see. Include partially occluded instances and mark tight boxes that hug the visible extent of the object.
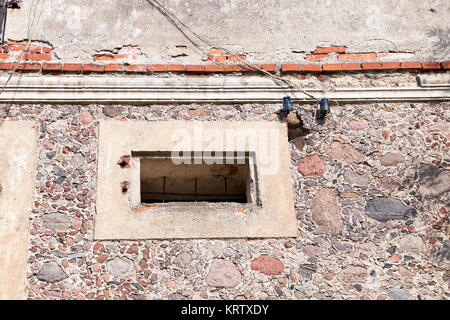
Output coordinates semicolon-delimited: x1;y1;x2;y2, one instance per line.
399;234;425;255
439;240;450;261
106;257;136;278
343;169;371;185
55;176;66;185
365;197;416;222
36;262;68;283
206;259;241;288
417;163;450;199
48;120;67;131
70;153;85;169
52;166;67;177
380;153;404;166
131;283;144;291
46;151;56;159
298;264;316;279
103;106;124;118
223;247;236;257
42;213;72;231
274;286;284;296
338;265;367;283
386;288;411;300
67;252;86;260
169;293;188;300
295;284;308;291
173;251;192;268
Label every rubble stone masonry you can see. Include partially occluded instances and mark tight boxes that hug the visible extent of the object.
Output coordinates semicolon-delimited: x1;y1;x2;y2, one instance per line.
1;100;448;300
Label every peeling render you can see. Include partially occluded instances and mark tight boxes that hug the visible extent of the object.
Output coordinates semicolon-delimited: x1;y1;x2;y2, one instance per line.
4;0;450;63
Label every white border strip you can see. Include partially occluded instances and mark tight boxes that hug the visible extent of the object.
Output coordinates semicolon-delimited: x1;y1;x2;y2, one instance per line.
0;76;448;103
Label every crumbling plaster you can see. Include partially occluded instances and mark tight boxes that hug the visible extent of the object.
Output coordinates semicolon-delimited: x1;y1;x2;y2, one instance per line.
5;0;450;63
0;121;36;300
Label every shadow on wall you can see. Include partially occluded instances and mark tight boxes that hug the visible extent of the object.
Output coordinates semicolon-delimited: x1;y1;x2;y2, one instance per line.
426;27;450;60
417;163;450;199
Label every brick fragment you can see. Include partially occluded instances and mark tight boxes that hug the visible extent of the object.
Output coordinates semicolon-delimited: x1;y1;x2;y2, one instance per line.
207;49;226;55
339;53;377;60
185;65;205;73
42;63;62;72
242;64;261;72
223;65;242;72
400;62;421;69
93;54;115;61
323;63;342;71
166;64;185;72
0;63;12;70
305;54;328;61
23;53;52;61
104;64;124;72
16;63;41;71
381;62;401;70
147;64;165;72
281;64;301;72
125;64;146;73
227;55;246;62
313;46;346;54
83;64;105;73
342;63;361;71
421;62;441;70
205;65;224;72
26;45;41;53
63;63;82;72
362;62;382;70
301;64;321;72
261;64;277;73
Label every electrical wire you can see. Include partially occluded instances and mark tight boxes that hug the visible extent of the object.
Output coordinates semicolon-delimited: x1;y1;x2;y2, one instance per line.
0;0;46;96
146;0;321;102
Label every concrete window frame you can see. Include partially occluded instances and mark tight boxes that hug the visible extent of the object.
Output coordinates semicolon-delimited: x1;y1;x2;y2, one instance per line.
95;120;297;239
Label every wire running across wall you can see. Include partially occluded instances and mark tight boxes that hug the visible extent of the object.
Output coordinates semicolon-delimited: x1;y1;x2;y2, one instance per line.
145;0;324;104
0;0;46;96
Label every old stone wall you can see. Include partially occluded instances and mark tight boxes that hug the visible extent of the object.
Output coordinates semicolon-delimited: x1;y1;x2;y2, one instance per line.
1;100;448;300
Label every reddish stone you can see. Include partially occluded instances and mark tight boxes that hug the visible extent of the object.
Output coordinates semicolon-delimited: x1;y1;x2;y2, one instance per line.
126;244;138;254
97;254;109;264
206;259;241;288
93;242;104;252
325;142;363;164
325;272;334;280
187;108;212;117
297;155;326;176
348;119;369;130
250;255;284;275
43;139;54;150
138;259;148;269
378;176;400;191
79;111;93;125
388;254;402;263
311;188;344;234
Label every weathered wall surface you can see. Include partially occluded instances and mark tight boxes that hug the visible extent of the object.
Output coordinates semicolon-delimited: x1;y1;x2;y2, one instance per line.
5;0;450;63
1;100;448;300
0;121;36;299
